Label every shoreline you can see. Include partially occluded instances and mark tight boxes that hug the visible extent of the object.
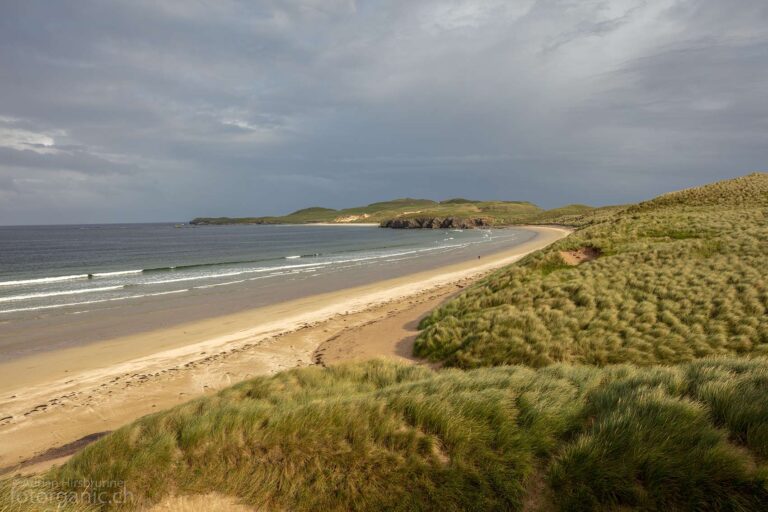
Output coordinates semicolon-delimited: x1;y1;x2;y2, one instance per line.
0;225;535;362
0;225;569;474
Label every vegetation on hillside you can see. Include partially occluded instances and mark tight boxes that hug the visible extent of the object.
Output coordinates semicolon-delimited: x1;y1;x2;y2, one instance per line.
530;204;623;227
416;173;768;368
3;358;767;511
630;173;768;211
189;198;592;227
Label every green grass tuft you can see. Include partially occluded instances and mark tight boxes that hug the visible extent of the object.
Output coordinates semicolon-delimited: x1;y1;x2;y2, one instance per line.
4;359;768;511
415;173;768;369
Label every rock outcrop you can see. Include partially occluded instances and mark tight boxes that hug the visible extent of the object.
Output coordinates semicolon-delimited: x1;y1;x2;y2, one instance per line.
380;217;492;229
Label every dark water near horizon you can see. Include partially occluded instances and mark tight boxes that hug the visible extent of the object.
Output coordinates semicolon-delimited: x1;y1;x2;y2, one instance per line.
0;223;530;321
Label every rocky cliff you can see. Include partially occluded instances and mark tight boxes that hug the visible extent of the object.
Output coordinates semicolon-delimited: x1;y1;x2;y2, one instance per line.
379;217;492;229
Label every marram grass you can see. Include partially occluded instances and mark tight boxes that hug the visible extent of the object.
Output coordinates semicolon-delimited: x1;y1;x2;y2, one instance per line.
2;358;767;511
416;173;768;369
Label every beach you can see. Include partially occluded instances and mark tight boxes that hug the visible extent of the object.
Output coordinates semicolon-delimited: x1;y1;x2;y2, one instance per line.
0;225;569;475
0;223;536;360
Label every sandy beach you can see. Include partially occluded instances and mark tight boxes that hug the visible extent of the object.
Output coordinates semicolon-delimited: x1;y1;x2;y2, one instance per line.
0;225;569;475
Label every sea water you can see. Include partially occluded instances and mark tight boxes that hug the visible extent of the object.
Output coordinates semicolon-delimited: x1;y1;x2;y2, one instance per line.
0;223;531;318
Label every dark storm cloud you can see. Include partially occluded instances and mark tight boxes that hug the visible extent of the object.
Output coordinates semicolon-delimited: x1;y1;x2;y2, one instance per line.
0;0;766;224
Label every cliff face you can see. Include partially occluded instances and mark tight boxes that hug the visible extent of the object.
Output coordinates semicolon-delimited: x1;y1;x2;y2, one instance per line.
379;217;492;229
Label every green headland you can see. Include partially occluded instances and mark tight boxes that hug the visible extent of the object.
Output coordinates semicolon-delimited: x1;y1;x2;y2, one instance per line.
190;198;597;228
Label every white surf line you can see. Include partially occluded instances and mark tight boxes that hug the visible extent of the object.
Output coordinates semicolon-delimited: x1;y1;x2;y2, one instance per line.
0;274;90;287
0;286;124;303
0;289;189;315
90;270;143;278
0;269;145;287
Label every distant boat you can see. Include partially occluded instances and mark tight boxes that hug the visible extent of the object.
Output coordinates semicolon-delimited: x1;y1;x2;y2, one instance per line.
174;224;185;228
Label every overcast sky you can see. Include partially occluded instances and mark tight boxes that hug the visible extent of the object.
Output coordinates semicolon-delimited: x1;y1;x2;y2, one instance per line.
0;1;766;224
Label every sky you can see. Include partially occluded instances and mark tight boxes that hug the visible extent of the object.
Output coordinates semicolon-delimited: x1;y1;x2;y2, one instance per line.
0;1;766;224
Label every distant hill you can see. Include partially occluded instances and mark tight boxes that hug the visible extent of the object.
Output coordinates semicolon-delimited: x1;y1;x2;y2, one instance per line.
362;198;437;209
191;198;594;228
289;207;338;215
440;198;478;204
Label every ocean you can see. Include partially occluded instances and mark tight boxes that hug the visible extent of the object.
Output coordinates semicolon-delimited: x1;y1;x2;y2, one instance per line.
0;223;532;320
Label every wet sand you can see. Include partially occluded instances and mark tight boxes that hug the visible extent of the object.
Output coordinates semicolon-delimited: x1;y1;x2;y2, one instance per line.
0;226;569;475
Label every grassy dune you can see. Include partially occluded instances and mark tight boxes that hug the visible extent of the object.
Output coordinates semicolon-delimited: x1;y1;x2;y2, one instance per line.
4;173;768;511
3;359;767;511
416;173;768;368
